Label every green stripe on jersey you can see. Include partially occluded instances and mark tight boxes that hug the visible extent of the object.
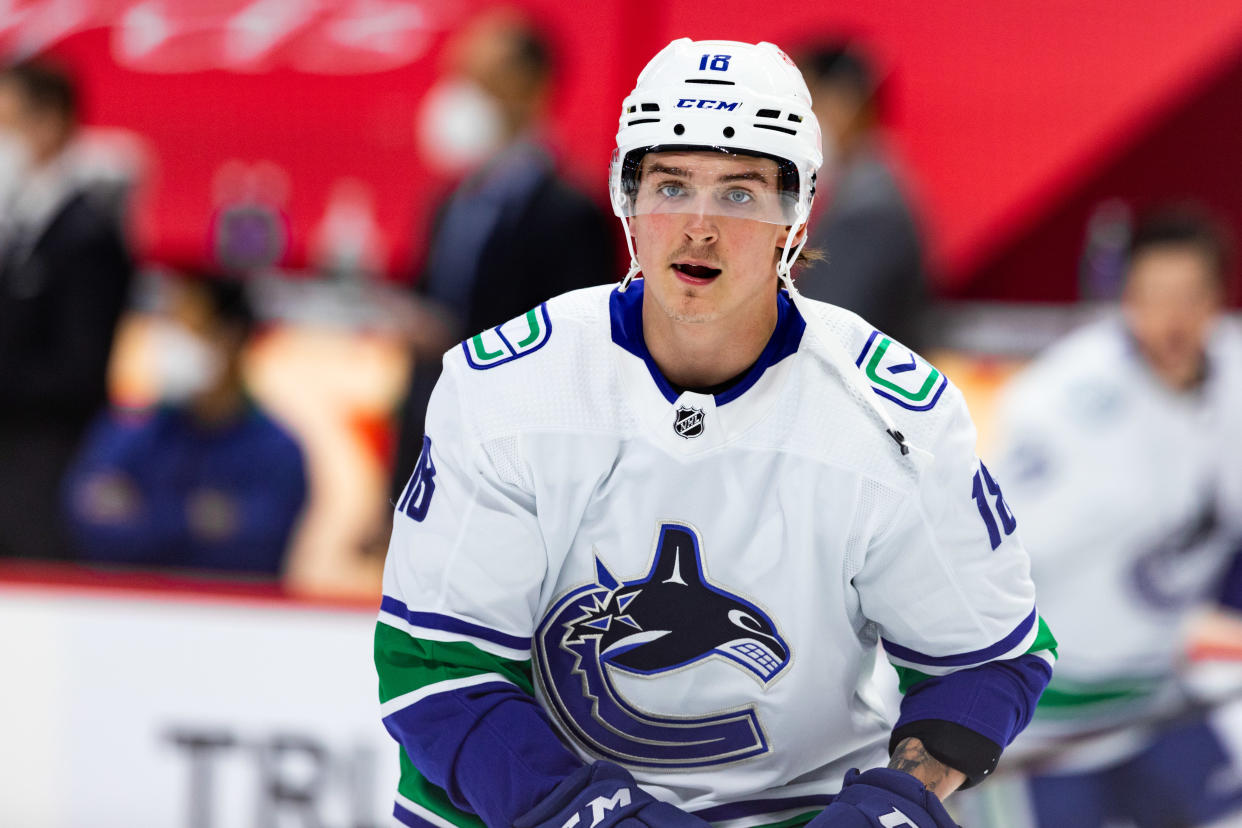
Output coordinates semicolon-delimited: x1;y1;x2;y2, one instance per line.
1035;675;1163;714
891;615;1058;695
376;624;536;826
893;664;932;695
374;622;534;705
749;810;821;828
1030;615;1059;659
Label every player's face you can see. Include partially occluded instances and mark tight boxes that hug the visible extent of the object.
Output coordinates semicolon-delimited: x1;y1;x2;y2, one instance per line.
0;81;65;166
1122;245;1222;390
0;81;34;166
630;151;797;327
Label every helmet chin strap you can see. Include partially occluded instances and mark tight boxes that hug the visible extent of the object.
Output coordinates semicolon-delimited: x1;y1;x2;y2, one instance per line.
776;217;807;291
618;216;642;292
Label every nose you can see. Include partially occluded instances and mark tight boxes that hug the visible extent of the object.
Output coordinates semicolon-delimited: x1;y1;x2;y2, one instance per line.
682;204;718;244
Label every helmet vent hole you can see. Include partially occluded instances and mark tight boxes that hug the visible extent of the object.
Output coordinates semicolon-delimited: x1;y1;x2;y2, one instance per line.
787;113;803;123
756;109;781;119
723;126;735;138
673;124;685;136
753;123;797;136
640;103;660;112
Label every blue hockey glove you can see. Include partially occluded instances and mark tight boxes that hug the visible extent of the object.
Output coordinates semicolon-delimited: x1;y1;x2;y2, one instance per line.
806;768;959;828
514;760;711;828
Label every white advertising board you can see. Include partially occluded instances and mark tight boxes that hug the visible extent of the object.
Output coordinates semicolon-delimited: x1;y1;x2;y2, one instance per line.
0;580;399;828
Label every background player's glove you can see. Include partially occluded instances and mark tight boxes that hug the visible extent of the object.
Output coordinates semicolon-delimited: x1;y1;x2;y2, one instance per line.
806;768;959;828
514;760;711;828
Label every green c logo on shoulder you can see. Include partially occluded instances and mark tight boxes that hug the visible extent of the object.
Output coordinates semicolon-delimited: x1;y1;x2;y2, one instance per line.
854;330;947;411
463;304;552;370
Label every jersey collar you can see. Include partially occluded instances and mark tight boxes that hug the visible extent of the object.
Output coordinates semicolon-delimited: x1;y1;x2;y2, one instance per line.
609;279;805;406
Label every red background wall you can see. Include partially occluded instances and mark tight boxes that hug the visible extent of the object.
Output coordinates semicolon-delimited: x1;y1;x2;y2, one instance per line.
8;0;1242;299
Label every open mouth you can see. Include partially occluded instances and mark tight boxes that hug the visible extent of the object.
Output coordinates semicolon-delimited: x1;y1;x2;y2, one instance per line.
672;262;723;281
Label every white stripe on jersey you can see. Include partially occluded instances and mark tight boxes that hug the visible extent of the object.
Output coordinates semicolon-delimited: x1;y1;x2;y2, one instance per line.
378;610;531;662
884;617;1042;676
380;673;515;719
395;792;462;828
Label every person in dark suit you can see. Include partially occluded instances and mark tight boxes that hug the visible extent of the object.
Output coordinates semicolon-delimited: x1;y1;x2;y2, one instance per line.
391;9;613;497
794;43;928;350
0;60;134;560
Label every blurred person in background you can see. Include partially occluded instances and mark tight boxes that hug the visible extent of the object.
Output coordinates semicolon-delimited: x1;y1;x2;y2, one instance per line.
970;206;1242;827
389;7;613;499
793;42;928;350
62;273;306;577
0;60;133;560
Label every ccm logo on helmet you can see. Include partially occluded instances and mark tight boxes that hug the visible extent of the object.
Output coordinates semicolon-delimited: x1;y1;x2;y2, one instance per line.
676;98;740;111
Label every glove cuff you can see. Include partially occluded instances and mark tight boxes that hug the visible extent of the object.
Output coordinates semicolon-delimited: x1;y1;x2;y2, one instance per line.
514;761;636;828
836;768;959;828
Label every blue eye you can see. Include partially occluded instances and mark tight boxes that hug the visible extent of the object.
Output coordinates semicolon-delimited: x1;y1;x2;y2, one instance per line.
657;184;686;198
725;189;753;205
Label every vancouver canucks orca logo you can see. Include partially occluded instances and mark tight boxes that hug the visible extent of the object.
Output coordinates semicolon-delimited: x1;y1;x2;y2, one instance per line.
534;522;789;768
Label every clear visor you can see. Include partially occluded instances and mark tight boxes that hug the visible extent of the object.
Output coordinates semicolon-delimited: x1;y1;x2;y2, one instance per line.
617;148;801;225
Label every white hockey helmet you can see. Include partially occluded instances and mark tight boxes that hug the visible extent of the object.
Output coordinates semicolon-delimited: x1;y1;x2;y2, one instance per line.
609;38;822;284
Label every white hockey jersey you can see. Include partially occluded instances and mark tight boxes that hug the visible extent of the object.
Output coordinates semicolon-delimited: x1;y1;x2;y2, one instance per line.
377;282;1051;827
992;316;1242;730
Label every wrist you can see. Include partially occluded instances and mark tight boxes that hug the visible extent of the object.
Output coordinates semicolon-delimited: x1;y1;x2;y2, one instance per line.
888;737;966;799
887;719;1002;789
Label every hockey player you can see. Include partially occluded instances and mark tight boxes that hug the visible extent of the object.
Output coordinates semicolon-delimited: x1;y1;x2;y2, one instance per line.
974;207;1242;827
375;38;1054;828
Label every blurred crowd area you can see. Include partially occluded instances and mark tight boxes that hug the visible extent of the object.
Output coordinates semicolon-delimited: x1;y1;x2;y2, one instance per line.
7;2;1242;826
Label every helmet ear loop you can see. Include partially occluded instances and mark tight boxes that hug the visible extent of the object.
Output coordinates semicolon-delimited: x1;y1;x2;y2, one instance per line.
778;209;811;296
618;214;642;292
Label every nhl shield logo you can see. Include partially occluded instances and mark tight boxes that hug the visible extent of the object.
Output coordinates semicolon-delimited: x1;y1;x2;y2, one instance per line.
674;406;705;439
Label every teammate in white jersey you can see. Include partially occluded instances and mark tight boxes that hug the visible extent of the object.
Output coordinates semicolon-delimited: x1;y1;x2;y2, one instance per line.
375;38;1054;828
976;207;1242;827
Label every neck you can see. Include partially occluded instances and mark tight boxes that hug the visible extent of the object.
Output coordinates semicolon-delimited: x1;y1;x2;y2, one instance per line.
189;378;246;427
641;290;779;390
1154;358;1208;393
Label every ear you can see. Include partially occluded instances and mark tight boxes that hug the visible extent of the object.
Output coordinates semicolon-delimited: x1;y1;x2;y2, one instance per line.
790;221;809;246
774;222;809;263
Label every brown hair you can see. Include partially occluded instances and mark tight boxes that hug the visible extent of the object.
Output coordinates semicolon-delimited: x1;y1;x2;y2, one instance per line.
0;60;78;123
1126;204;1234;297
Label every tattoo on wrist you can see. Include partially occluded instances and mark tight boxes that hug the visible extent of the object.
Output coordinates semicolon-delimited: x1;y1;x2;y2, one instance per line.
888;737;956;796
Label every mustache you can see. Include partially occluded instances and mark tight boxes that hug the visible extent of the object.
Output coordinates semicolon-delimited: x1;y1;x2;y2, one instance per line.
668;245;721;267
